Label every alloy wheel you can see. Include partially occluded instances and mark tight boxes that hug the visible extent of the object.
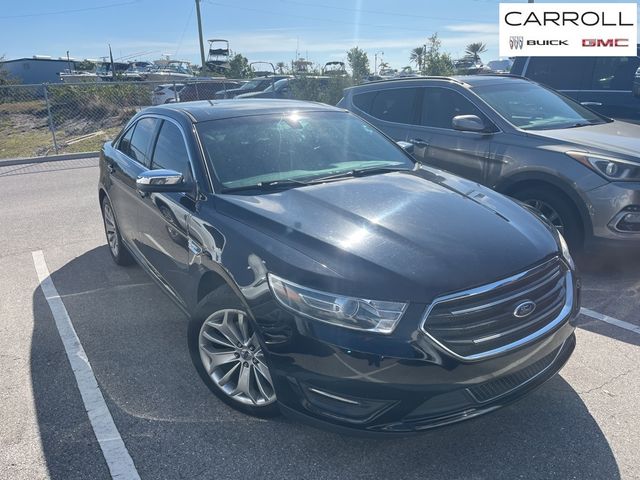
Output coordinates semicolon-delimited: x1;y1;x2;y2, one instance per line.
523;199;565;235
198;309;276;406
103;202;120;257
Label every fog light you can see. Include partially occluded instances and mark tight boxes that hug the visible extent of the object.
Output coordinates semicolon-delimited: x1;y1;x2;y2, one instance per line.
614;208;640;232
623;212;640;224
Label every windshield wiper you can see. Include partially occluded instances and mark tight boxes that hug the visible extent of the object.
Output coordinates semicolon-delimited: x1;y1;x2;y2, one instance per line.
221;178;311;193
312;165;413;183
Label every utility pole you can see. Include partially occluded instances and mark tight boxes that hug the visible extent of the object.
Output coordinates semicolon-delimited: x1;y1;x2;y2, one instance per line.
195;0;206;71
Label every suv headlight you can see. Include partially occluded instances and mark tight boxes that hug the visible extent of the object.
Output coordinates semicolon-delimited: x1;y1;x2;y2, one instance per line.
268;274;407;334
567;151;640;181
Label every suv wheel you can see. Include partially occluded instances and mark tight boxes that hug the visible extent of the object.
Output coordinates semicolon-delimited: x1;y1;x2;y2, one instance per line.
512;187;583;249
101;196;134;266
189;289;279;417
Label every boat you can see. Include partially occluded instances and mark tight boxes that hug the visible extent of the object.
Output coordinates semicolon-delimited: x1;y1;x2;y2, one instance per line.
205;39;230;74
322;61;347;77
60;69;101;83
144;58;196;82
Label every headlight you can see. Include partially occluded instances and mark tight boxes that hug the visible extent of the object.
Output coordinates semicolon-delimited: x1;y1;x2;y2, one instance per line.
557;232;575;270
567;151;640;181
268;274;407;334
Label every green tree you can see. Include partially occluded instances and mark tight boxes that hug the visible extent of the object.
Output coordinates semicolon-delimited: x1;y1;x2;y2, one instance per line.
228;53;250;78
0;55;16;85
74;60;96;72
465;42;487;63
346;47;370;83
409;46;425;72
276;61;286;74
423;33;455;76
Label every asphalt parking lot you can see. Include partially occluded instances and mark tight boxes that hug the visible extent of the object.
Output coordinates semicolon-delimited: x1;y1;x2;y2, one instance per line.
1;157;639;480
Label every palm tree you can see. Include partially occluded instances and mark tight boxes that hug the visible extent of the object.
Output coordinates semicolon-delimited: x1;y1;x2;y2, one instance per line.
276;62;286;74
409;46;425;72
465;42;487;64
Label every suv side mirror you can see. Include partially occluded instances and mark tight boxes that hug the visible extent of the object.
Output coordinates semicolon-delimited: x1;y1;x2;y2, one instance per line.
452;114;487;133
396;141;415;154
136;169;190;193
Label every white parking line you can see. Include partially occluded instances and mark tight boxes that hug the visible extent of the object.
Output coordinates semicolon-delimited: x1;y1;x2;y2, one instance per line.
32;250;140;480
580;307;640;336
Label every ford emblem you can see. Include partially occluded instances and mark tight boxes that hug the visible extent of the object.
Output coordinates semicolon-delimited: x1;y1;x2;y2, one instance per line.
514;300;536;318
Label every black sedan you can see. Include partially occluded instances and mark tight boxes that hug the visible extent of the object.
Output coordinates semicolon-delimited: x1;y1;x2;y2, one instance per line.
98;99;579;434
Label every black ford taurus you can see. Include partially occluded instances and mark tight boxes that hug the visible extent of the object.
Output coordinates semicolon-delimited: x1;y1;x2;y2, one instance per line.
98;99;579;434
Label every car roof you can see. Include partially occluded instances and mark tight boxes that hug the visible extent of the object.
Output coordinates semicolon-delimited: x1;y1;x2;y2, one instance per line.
145;99;344;122
346;74;532;91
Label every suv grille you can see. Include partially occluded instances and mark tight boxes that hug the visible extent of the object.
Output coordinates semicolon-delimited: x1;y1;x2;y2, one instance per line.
421;257;569;360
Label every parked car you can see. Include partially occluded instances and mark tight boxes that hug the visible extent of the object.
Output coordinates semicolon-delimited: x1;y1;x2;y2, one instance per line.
151;83;184;105
173;80;242;102
214;75;291;99
236;77;330;99
99;99;578;434
338;76;640;252
511;49;640;123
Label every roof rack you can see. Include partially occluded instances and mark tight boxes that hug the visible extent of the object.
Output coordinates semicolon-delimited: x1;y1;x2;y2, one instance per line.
349;76;468;88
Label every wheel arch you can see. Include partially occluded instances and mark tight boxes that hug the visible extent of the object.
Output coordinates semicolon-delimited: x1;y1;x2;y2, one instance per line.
494;172;593;238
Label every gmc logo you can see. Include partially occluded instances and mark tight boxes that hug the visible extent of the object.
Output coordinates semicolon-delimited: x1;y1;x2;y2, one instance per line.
582;38;629;47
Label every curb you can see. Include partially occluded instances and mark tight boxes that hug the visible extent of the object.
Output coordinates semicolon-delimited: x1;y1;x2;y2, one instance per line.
0;151;99;168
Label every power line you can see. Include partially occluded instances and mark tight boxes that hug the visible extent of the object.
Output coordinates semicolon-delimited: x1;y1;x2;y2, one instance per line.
0;1;139;20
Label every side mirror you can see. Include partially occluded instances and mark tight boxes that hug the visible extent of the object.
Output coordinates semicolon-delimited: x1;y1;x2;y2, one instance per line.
396;141;415;154
136;169;190;193
633;67;640;98
452;114;487;133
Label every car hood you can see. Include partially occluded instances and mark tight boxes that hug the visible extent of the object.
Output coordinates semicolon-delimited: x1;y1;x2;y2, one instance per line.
215;169;559;302
529;120;640;161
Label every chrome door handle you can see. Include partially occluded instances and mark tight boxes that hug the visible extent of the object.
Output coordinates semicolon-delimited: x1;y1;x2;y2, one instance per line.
107;163;116;174
580;101;603;106
409;138;429;147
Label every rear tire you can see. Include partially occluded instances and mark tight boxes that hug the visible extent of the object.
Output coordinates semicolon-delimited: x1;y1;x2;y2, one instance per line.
188;288;280;418
101;196;134;266
511;186;584;251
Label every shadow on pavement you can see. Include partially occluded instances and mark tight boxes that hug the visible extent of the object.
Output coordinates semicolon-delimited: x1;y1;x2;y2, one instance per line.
31;246;621;479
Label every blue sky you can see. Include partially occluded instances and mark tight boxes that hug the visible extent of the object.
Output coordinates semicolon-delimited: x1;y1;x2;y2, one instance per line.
0;0;635;70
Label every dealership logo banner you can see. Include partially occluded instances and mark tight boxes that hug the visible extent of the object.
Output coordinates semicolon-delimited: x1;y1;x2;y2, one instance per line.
499;3;637;56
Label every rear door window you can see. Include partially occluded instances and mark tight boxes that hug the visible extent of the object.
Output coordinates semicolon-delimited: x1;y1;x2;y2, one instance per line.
117;125;135;157
352;91;377;113
590;57;640;91
421;87;487;129
369;88;419;124
128;117;159;167
525;57;592;90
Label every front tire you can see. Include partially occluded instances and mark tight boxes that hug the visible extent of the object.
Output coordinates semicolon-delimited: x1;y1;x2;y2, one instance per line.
188;289;279;417
512;186;584;250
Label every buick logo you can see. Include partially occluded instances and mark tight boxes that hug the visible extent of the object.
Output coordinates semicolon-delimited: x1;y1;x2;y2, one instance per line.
514;300;536;318
510;36;524;50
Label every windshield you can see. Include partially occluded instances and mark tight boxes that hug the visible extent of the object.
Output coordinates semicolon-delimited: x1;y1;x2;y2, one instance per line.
196;111;414;190
262;78;289;93
472;82;609;130
240;79;265;90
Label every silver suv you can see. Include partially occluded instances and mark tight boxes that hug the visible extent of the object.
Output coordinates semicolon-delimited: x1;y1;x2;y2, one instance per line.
338;76;640;252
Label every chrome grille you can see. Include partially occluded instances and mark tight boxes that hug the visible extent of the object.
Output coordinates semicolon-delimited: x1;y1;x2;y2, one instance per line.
421;257;571;360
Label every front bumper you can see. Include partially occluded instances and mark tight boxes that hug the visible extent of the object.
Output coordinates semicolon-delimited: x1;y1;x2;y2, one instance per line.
585;180;640;246
250;279;579;435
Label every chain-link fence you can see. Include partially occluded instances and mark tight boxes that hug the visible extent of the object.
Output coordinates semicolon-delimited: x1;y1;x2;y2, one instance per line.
0;79;243;159
0;76;352;160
